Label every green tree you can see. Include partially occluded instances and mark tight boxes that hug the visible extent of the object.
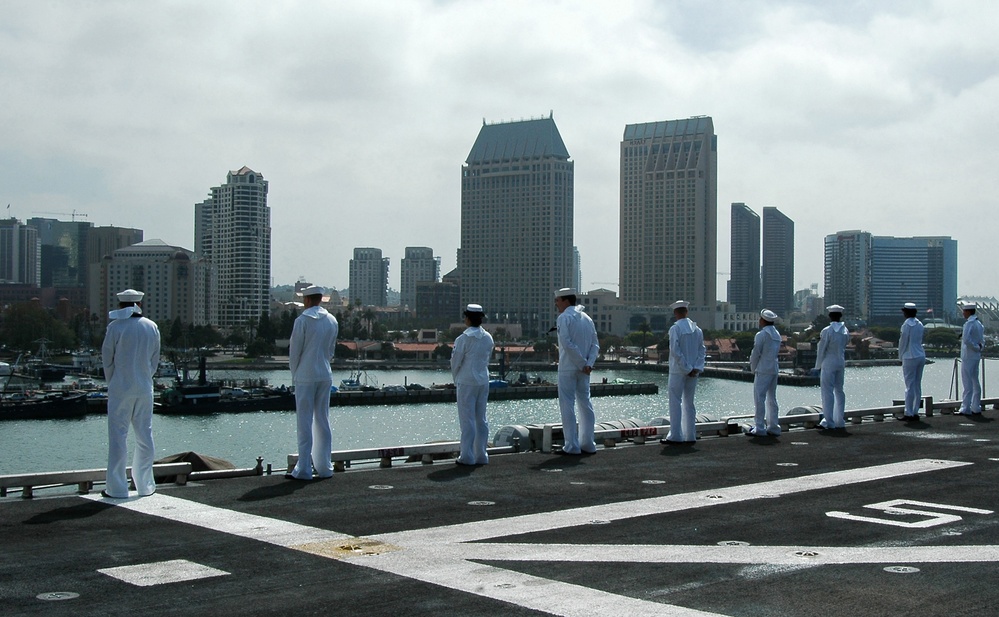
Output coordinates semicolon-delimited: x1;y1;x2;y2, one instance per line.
280;309;298;338
0;303;76;351
733;331;756;358
869;326;901;345
434;343;452;360
256;311;276;344
924;328;959;349
335;342;354;359
245;337;274;357
166;317;185;348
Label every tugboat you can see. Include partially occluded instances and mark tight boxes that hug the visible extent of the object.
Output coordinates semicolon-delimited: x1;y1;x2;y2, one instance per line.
14;340;68;382
1;355;87;420
155;356;295;415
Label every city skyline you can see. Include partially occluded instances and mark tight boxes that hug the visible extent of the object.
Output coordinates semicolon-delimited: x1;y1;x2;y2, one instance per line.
2;2;998;299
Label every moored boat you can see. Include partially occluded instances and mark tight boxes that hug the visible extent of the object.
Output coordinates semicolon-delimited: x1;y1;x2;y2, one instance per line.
155;384;296;415
0;391;89;420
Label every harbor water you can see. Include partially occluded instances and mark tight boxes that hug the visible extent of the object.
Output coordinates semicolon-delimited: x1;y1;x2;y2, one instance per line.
0;360;982;476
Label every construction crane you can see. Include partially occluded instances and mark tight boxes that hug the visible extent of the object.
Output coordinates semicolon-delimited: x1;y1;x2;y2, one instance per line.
30;209;89;222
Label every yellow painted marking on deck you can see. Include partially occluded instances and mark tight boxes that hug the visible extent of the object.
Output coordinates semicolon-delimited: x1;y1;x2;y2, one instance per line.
292;537;400;559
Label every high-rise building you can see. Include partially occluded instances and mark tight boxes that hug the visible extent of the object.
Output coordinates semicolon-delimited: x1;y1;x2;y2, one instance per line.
101;239;205;326
761;206;794;317
400;247;439;311
27;218;92;288
727;203;760;312
619;117;717;324
824;230;872;320
349;247;389;307
0;218;40;286
870;236;958;323
194;166;271;330
415;280;461;326
571;246;582;294
459;115;574;335
87;225;144;317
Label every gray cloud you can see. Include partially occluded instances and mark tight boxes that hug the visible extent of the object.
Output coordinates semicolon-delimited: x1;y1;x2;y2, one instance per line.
1;0;997;299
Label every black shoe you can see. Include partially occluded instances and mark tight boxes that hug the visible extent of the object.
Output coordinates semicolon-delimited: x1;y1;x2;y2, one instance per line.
284;473;310;481
100;490;125;499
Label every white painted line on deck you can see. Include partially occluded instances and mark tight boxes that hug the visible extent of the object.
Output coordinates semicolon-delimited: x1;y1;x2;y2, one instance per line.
81;492;353;548
374;458;971;546
83;458;980;617
446;542;999;564
98;559;229;587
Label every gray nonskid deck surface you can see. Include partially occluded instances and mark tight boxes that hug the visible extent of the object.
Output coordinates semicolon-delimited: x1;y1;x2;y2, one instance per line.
3;414;999;617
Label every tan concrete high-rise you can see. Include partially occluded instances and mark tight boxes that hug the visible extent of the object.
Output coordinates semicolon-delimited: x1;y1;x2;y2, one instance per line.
400;247;439;312
194;166;271;330
101;239;206;326
619;117;717;323
459;115;573;336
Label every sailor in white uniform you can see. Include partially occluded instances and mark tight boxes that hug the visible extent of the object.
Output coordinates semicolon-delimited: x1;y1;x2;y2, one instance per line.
898;302;925;420
555;288;600;455
451;304;495;465
746;309;782;437
959;301;985;415
814;304;849;429
287;285;339;480
101;289;161;499
664;300;706;444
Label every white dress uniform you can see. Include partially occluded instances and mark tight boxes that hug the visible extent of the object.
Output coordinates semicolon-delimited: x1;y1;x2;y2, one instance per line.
960;312;985;414
557;304;600;454
667;316;706;442
814;320;849;429
898;315;926;417
750;323;782;435
451;320;494;465
102;300;160;499
288;300;339;479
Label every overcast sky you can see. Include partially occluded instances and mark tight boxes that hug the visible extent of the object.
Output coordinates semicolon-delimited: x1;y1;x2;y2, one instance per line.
3;0;998;302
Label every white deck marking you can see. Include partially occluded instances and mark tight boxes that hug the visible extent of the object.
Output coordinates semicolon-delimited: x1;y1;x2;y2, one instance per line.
98;559;229;587
82;492;353;548
828;498;994;528
446;542;999;564
84;458;984;617
374;458;971;546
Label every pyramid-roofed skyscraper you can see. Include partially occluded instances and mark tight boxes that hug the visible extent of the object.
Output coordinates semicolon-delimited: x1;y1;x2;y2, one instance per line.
459;115;573;335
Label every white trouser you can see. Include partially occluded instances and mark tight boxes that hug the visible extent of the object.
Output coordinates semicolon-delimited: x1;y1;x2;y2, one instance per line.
558;371;595;454
961;354;982;413
292;380;333;479
902;358;925;416
667;372;698;442
820;367;846;428
753;373;780;434
106;394;156;498
456;383;490;464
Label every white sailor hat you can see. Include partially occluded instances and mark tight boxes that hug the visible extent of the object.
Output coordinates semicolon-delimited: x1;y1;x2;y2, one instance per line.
296;285;327;298
116;288;144;302
902;302;917;310
960;301;978;309
555;288;576;298
761;309;779;322
826;304;845;313
464;303;484;314
669;300;690;310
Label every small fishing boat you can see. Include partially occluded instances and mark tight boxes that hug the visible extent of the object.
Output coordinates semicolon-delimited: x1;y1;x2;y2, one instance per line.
0;391;89;420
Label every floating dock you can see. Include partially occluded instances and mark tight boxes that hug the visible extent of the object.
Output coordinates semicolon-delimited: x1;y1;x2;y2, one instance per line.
330;381;658;406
